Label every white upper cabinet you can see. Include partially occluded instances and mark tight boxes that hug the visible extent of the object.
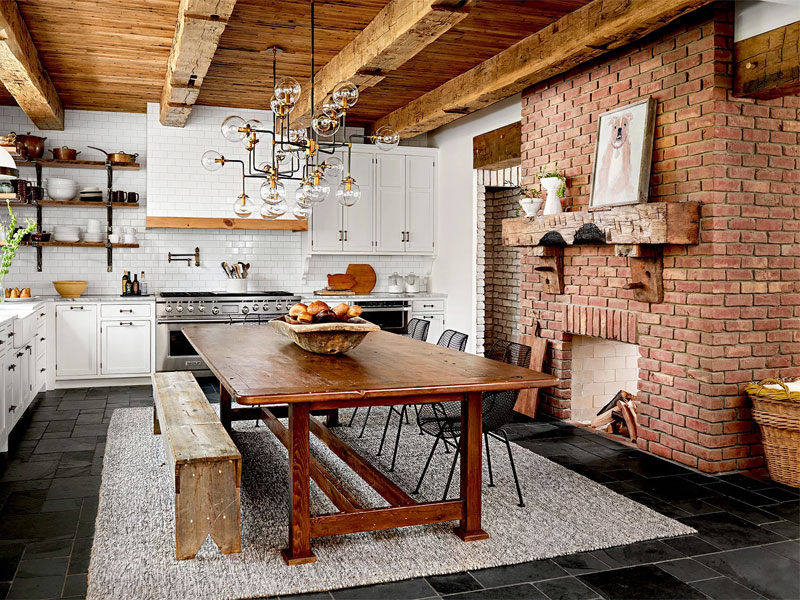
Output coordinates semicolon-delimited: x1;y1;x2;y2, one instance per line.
376;154;406;252
405;155;436;253
56;304;98;377
310;144;437;255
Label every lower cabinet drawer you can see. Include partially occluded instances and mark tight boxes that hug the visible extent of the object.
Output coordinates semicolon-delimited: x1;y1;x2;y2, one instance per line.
411;299;444;313
101;303;152;319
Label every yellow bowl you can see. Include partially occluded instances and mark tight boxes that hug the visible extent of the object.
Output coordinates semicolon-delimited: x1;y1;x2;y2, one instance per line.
52;280;88;298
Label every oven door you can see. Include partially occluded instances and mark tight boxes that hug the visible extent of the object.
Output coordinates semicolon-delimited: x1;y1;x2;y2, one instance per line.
359;304;410;334
156;320;216;373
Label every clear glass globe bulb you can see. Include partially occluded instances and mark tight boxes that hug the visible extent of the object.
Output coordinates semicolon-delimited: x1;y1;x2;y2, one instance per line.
260;199;287;220
322;98;345;119
270;96;283;115
275;149;290;166
233;194;255;218
259;179;286;205
244;119;262;132
311;115;340;138
293;203;312;220
288;126;308;144
221;115;245;142
275;77;301;105
375;125;400;151
332;81;358;109
256;160;272;173
295;185;313;208
201;150;223;171
336;179;361;207
309;173;331;203
320;156;343;180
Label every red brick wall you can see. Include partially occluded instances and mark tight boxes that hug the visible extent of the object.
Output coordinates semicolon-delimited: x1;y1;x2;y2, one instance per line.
519;3;799;473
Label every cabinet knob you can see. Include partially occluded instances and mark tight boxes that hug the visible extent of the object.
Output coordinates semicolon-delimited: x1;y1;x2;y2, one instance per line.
39;312;45;317
8;364;15;371
8;404;16;412
40;368;46;372
16;352;23;358
120;309;133;313
40;337;45;342
120;322;134;326
7;332;13;337
69;306;84;310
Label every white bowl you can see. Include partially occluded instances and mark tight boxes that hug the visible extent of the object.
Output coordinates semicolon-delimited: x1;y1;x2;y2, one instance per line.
47;177;76;186
47;183;78;201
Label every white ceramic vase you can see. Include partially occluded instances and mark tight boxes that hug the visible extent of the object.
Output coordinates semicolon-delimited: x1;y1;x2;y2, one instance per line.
519;198;542;217
541;176;564;215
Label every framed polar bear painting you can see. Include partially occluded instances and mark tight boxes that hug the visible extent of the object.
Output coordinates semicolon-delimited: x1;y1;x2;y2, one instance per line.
589;96;656;210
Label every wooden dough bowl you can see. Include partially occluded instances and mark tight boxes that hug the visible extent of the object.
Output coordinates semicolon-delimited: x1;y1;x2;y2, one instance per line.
270;316;380;354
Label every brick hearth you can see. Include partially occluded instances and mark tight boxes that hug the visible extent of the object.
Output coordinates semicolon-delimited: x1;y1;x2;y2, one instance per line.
515;4;798;474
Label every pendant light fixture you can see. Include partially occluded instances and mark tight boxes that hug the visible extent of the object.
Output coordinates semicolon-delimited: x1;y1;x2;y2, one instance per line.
201;0;400;220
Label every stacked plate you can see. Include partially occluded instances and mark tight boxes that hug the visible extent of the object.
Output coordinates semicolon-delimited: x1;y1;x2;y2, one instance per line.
53;225;81;243
79;187;104;202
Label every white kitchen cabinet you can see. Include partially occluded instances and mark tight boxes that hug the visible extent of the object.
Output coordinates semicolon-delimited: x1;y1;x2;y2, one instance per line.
56;304;98;377
101;320;151;375
405;155;436;253
4;350;20;430
310;178;343;252
376;154;406;252
412;313;445;344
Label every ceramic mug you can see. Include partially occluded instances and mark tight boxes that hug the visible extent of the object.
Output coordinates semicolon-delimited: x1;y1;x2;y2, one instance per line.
126;192;139;203
111;190;126;203
109;233;120;244
123;234;135;244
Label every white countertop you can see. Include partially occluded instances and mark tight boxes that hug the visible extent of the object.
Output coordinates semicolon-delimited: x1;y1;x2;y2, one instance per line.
36;295;156;303
301;292;447;302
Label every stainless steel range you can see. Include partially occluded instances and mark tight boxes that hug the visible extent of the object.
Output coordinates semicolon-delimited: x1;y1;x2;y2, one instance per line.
156;291;300;374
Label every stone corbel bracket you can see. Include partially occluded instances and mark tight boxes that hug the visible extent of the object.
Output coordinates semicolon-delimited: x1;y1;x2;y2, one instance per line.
502;202;700;303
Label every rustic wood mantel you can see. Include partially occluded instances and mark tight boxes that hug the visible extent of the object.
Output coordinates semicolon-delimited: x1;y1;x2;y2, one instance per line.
501;202;700;303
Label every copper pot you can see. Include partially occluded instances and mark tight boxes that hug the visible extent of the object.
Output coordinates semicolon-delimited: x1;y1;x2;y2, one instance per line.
49;146;81;161
108;151;138;163
15;132;47;159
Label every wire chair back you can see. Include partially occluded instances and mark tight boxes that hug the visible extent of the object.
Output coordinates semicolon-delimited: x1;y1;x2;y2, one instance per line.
406;318;431;342
437;329;469;351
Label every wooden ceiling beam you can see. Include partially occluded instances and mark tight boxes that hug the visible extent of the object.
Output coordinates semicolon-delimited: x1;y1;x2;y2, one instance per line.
0;0;63;130
160;0;238;127
292;0;475;126
473;121;521;170
734;21;800;100
375;0;714;138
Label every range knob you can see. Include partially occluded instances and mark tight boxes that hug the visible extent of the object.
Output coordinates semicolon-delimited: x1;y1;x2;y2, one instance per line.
187;305;194;312
241;306;249;315
252;304;259;311
211;307;220;315
263;304;270;312
198;305;205;312
165;306;173;313
275;303;283;312
176;306;183;313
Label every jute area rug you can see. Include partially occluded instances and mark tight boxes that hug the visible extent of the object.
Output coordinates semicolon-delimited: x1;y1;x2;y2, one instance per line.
87;406;694;599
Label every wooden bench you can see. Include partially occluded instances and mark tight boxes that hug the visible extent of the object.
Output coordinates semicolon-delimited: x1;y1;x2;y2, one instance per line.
152;372;242;560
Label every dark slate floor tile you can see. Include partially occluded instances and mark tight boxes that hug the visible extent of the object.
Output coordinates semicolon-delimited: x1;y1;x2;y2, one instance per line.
470;560;567;588
703;496;781;526
580;565;706;600
446;583;547;600
22;539;73;560
34;438;96;455
704;482;774;507
551;552;611;576
761;520;800;540
46;476;101;501
689;577;765;600
60;399;106;411
696;546;800;600
331;577;436;600
44;421;74;434
0;510;79;541
278;592;333;600
62;573;87;598
15;556;68;578
716;474;773;492
0;542;25;580
535;577;599;600
6;575;65;599
425;572;483;595
67;538;92;576
70;424;108;438
75;413;104;425
767;502;800;525
590;540;684;568
623;492;691;519
662;535;721;557
655;558;720;583
39;498;82;513
0;460;58;483
0;582;8;598
671;498;726;517
0;489;48;515
680;513;784;551
763;540;800;564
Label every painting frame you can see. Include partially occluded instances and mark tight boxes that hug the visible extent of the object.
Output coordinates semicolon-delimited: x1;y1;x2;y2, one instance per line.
588;96;657;211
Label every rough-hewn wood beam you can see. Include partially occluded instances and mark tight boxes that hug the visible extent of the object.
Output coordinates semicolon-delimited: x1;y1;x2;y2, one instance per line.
376;0;714;138
0;1;63;129
293;0;474;126
734;21;800;100
473;121;521;170
160;0;237;127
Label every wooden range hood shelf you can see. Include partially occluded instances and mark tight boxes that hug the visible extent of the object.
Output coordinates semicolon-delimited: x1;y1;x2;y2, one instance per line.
502;202;700;303
145;216;308;232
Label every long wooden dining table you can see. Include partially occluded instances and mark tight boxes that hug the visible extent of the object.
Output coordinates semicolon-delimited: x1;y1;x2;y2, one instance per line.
183;325;556;565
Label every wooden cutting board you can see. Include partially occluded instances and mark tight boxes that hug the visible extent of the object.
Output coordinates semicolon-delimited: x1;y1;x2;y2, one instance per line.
327;273;356;290
314;288;355;296
345;264;376;294
514;334;549;418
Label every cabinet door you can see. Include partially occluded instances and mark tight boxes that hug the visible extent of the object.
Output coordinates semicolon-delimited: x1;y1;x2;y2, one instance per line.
311;184;344;252
342;151;375;252
405;155;436;253
6;352;20;428
412;313;445;345
376;154;406;252
56;305;98;377
101;320;151;375
25;344;34;405
0;353;5;446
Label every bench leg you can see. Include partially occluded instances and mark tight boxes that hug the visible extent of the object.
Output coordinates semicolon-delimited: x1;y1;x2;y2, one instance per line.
281;402;316;565
153;405;161;435
174;459;241;560
219;383;232;433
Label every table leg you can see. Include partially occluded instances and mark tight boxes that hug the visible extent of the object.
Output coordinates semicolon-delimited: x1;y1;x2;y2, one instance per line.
281;402;317;565
454;391;489;542
324;408;340;427
219;383;232;433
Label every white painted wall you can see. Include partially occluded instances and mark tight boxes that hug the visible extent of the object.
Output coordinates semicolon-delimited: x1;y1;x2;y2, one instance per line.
735;0;800;41
0;105;428;296
427;95;521;353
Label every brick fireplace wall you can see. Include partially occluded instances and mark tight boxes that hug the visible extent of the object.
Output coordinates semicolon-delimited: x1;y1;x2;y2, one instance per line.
518;3;799;473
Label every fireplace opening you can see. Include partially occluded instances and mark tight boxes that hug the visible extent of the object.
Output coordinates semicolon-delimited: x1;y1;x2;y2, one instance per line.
570;336;639;423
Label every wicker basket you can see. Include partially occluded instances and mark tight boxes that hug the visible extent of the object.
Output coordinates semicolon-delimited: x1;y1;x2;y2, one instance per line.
745;378;800;488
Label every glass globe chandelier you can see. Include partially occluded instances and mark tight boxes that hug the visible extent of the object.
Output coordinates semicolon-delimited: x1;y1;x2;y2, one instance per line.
201;0;400;220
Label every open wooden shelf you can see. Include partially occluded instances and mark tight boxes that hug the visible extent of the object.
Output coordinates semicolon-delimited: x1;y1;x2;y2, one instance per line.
21;241;139;248
146;216;308;231
8;200;139;209
14;158;140;171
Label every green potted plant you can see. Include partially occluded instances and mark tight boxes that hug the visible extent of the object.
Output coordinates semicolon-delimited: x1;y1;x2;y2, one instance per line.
537;163;567;215
517;184;543;217
1;200;36;298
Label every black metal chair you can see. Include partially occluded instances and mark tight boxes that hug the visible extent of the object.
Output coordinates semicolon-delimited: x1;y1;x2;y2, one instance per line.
346;318;433;436
375;329;469;470
413;339;531;507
